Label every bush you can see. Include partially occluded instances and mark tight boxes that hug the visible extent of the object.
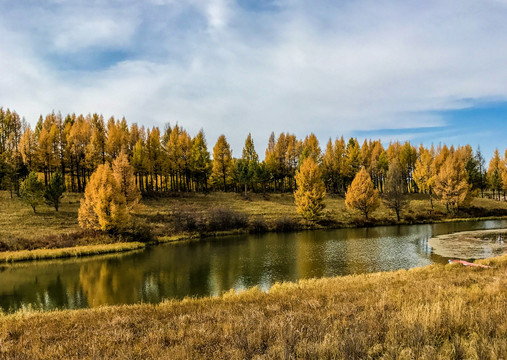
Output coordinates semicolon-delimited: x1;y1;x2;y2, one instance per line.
249;216;268;233
207;207;248;231
171;207;203;232
119;221;155;243
272;217;299;232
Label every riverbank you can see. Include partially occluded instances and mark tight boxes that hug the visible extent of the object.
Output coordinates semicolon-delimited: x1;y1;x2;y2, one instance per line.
0;242;146;263
2;191;507;262
429;228;507;259
1;254;505;359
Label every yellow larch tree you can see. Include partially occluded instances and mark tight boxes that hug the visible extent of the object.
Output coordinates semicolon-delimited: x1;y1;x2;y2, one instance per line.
345;167;379;220
19;126;36;170
211;134;233;191
343;138;361;185
487;149;504;200
502;148;507;199
321;139;335;191
413;146;434;208
86;114;107;167
78;163;130;232
112;152;141;211
300;133;321;164
294;157;326;221
433;150;470;215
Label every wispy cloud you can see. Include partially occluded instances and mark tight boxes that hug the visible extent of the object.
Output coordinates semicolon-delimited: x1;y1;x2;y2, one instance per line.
1;0;507;154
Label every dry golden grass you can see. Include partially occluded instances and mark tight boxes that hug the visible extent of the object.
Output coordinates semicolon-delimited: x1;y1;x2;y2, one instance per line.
0;242;145;263
0;191;81;241
2;190;507;255
0;254;505;359
140;191;507;234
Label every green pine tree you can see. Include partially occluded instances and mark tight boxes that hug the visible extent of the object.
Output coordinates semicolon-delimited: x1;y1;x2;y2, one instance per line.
20;172;44;213
44;169;65;211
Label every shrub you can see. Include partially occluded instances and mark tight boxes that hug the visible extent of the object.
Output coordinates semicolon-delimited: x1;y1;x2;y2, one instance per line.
120;221;155;243
249;216;268;233
207;207;248;231
272;217;299;232
171;207;203;232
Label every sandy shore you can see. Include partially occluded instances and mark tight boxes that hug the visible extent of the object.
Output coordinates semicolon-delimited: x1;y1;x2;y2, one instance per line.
429;228;507;259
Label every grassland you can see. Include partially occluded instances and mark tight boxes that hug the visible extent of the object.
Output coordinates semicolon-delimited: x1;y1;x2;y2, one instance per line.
2;190;507;260
0;254;505;359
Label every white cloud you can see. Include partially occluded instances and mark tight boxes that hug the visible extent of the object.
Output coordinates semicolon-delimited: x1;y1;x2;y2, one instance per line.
52;18;137;53
1;0;507;154
206;0;232;30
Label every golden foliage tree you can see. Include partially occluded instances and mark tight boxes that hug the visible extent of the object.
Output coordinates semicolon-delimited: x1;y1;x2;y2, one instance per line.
294;157;326;221
321;139;335;191
413;146;435;208
487;149;504;200
190;129;211;191
78;164;130;232
19;126;36;170
300;133;321;164
344;138;361;185
112;152;141;211
433;151;470;215
345;167;379;220
211;135;233;191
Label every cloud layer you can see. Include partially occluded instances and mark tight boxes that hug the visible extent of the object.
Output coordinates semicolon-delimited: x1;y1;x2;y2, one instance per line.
1;0;507;154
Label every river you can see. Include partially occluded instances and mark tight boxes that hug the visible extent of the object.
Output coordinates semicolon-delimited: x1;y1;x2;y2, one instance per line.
0;219;506;313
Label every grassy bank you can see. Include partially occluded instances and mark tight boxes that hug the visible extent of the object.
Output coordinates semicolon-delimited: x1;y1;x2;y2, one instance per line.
2;190;507;262
0;255;505;359
0;242;146;263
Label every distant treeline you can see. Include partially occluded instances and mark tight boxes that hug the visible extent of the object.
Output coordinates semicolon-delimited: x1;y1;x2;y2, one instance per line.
0;107;505;198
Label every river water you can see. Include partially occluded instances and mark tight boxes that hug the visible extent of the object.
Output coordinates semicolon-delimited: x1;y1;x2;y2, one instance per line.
1;219;506;313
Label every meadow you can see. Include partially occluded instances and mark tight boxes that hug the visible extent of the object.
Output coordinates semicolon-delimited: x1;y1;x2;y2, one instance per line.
0;254;505;359
2;190;507;256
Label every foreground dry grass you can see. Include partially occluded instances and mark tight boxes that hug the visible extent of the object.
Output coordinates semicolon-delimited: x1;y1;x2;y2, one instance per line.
0;255;506;359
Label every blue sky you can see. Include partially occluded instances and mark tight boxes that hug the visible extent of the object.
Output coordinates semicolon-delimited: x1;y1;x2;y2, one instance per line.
0;0;506;158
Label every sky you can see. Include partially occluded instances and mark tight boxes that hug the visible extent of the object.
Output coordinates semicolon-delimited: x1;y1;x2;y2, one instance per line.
0;0;506;158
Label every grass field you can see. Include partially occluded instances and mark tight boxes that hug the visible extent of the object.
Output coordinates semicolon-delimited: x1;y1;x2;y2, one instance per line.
0;254;505;359
2;190;507;253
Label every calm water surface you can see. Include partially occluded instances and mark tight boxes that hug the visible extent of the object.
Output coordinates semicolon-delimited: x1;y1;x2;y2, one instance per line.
1;219;506;313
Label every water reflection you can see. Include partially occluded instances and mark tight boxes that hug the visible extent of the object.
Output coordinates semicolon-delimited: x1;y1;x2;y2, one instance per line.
0;220;506;313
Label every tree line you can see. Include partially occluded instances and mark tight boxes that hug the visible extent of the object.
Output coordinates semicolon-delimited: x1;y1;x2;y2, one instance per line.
1;107;507;201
